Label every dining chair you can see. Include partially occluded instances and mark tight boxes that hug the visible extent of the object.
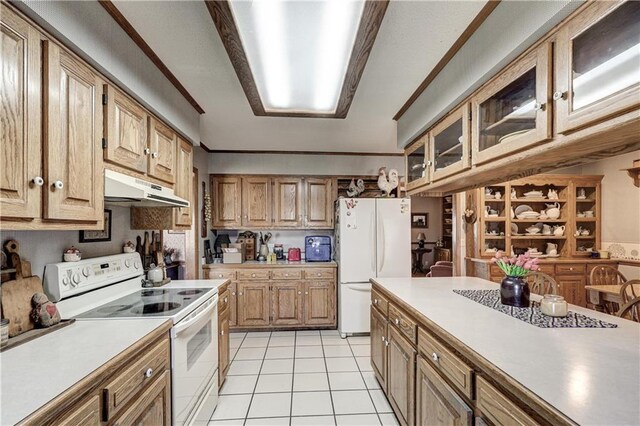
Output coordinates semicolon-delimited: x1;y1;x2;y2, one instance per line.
525;271;559;296
619;279;640;304
589;265;628;314
617;296;640;322
435;261;454;267
426;265;453;277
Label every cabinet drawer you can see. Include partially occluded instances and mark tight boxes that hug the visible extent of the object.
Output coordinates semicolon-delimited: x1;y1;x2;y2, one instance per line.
207;270;236;280
237;269;270;280
103;337;170;420
271;269;303;280
555;264;585;275
476;376;538;426
304;268;335;280
418;328;474;400
388;303;417;343
219;289;230;313
371;289;389;317
537;264;555;275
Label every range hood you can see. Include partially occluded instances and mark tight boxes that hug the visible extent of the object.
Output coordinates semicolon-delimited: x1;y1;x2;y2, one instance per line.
104;170;189;208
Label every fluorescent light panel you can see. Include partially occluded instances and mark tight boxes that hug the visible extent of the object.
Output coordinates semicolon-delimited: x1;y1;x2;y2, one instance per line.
230;0;365;114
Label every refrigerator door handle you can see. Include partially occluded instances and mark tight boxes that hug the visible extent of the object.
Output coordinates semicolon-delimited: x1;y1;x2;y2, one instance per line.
346;283;372;292
378;220;385;273
370;211;376;275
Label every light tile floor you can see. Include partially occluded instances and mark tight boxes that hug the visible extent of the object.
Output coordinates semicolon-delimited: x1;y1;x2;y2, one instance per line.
210;330;399;426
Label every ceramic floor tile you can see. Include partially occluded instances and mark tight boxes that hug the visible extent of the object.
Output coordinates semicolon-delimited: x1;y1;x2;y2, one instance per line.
291;415;336;426
328;372;366;390
269;336;296;347
271;330;296;337
347;336;370;345
293;372;330;392
235;347;267;361
241;337;270;348
261;359;294;374
207;420;245;426
350;345;370;357
255;373;293;393
355;357;373;372
294;345;324;358
228;360;263;376
361;372;381;390
296;335;322;346
331;390;376;415
265;346;295;359
321;337;350;346
378;413;400;426
229;332;247;339
247;392;291;418
210;394;252;420
369;389;393;413
323;345;354;358
246;331;272;337
320;329;341;336
296;330;320;336
335;414;382;425
219;374;258;395
291;391;334;416
295;357;327;373
326;357;359;373
244;417;290;426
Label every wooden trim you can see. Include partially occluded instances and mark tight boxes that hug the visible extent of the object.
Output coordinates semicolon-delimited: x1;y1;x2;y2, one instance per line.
393;0;501;121
98;0;205;114
204;0;388;119
202;148;403;157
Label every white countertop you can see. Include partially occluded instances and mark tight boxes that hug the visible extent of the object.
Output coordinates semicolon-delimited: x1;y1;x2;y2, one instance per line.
161;278;229;290
0;319;169;425
371;277;640;426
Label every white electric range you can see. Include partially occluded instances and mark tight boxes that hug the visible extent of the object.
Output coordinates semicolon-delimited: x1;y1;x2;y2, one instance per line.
43;253;221;426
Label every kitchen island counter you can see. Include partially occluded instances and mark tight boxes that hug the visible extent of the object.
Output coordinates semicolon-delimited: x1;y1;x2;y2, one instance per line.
371;277;640;425
204;260;337;268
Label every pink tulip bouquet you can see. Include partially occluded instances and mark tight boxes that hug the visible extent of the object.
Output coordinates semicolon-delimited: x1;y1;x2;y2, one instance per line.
490;251;540;277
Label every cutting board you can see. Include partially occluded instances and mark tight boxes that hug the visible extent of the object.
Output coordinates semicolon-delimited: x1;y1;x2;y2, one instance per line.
1;259;43;337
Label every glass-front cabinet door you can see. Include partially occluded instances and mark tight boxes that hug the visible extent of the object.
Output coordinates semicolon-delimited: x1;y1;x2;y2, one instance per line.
429;104;470;181
471;43;552;165
405;135;429;191
555;1;640;134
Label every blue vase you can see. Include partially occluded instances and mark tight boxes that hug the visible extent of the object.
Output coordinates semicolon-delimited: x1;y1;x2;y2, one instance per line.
500;276;530;307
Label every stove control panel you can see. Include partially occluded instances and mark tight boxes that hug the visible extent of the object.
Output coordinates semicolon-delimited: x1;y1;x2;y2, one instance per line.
44;253;143;302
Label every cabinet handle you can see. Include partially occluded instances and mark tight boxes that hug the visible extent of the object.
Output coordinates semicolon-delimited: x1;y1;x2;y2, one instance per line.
224;297;228;303
395;318;400;325
232;292;236;296
251;273;256;278
298;291;302;294
553;91;567;101
221;330;224;336
305;291;308;295
285;273;289;277
151;152;159;158
52;180;64;190
534;102;546;111
374;298;378;304
431;352;439;362
384;338;389;347
144;148;150;155
317;273;322;277
144;368;153;378
218;274;223;278
31;176;44;186
381;335;385;342
238;292;243;296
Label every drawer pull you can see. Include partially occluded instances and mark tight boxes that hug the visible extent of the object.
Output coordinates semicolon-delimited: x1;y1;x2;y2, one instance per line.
381;335;386;342
32;176;44;186
569;267;574;271
385;338;389;347
285;273;289;277
251;273;256;277
224;297;228;303
144;368;153;379
53;180;64;190
232;292;236;296
298;291;302;294
431;352;439;362
221;330;224;336
374;298;378;304
317;273;321;277
395;318;400;325
218;274;223;278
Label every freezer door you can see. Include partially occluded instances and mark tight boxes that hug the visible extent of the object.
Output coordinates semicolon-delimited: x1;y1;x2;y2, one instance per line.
337;198;377;283
376;198;411;278
338;282;372;337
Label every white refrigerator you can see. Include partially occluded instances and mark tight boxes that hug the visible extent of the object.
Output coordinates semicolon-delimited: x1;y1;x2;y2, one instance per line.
335;198;411;337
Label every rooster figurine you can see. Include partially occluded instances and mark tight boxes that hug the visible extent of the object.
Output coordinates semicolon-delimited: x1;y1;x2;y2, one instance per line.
377;167;399;197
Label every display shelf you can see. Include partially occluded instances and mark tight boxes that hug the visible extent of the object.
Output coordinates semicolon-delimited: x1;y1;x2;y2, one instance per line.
511;198;567;203
575;217;597;222
436;142;462;158
511;219;566;223
484;217;506;221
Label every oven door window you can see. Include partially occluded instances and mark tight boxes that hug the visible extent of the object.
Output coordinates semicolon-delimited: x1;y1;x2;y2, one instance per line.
187;321;212;370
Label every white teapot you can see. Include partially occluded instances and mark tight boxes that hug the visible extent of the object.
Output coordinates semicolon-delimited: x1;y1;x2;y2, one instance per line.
553;225;565;236
548;189;558;200
545;202;561;219
546;242;558;256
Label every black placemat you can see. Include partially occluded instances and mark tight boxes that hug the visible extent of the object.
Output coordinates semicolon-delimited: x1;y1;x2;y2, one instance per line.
453;289;617;328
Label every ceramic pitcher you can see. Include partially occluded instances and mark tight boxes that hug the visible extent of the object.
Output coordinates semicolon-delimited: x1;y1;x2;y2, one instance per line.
553;225;565;236
545;202;561;219
546;242;558;255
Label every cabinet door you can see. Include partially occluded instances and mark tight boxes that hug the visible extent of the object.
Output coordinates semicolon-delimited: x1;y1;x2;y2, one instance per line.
405;136;429;191
273;177;303;227
218;306;230;387
174;138;193;226
103;84;148;174
229;282;238;327
43;41;104;222
0;6;42;220
303;281;335;326
471;43;552;166
416;356;472;426
113;371;171;426
242;176;272;227
148;117;176;184
370;307;388;390
304;178;334;228
237;282;270;326
555;1;640;134
212;176;242;228
58;394;101;426
430;104;471;182
271;282;303;326
557;275;587;307
387;325;416;426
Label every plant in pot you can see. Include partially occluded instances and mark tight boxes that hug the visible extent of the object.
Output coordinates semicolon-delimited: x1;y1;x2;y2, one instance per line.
491;251;540;307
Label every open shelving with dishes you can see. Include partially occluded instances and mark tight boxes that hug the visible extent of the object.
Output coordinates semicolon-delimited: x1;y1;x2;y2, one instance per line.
441;195;453;249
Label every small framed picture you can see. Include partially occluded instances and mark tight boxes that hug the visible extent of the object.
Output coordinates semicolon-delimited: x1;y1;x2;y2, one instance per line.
79;209;112;242
411;213;428;228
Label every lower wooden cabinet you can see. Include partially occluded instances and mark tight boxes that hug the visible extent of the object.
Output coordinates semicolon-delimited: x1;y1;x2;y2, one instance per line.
416;356;472;426
218;296;231;388
370;306;388;390
57;394;101;426
271;282;304;326
303;281;335;325
557;275;587;308
113;371;171;426
387;326;416;426
476;376;537;426
237;282;271;327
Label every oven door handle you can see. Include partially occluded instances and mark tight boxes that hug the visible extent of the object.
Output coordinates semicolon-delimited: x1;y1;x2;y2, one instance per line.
172;296;218;336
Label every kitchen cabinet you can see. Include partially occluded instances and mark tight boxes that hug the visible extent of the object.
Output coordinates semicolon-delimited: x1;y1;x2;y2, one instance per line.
58;394;101;425
0;5;42;221
103;84;149;174
429;104;471;181
242;176;272;227
387;325;416;426
271;282;304;325
43;40;104;223
218;285;231;388
476;376;537;426
370;306;388;390
471;43;552;166
114;371;171;426
557;275;587;308
237;282;270;327
405;135;429;191
303;281;335;326
273;177;303;227
212;176;242;228
555;1;640;135
303;178;334;228
416;356;472;426
174;138;193;227
147;116;177;184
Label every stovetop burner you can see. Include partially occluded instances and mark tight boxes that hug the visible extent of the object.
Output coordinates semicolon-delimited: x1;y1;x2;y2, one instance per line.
141;289;168;297
132;302;181;314
177;289;204;296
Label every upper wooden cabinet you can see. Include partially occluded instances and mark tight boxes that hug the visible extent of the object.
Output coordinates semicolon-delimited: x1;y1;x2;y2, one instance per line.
148;117;177;184
0;6;42;221
555;1;640;134
43;40;104;223
471;43;552;166
273;177;303;228
304;178;334;228
174;138;193;227
103;84;149;174
212;176;242;228
405;136;429;191
429;104;471;182
242;176;272;227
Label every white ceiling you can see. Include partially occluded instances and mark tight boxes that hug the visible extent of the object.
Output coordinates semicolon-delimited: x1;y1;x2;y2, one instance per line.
113;0;488;153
